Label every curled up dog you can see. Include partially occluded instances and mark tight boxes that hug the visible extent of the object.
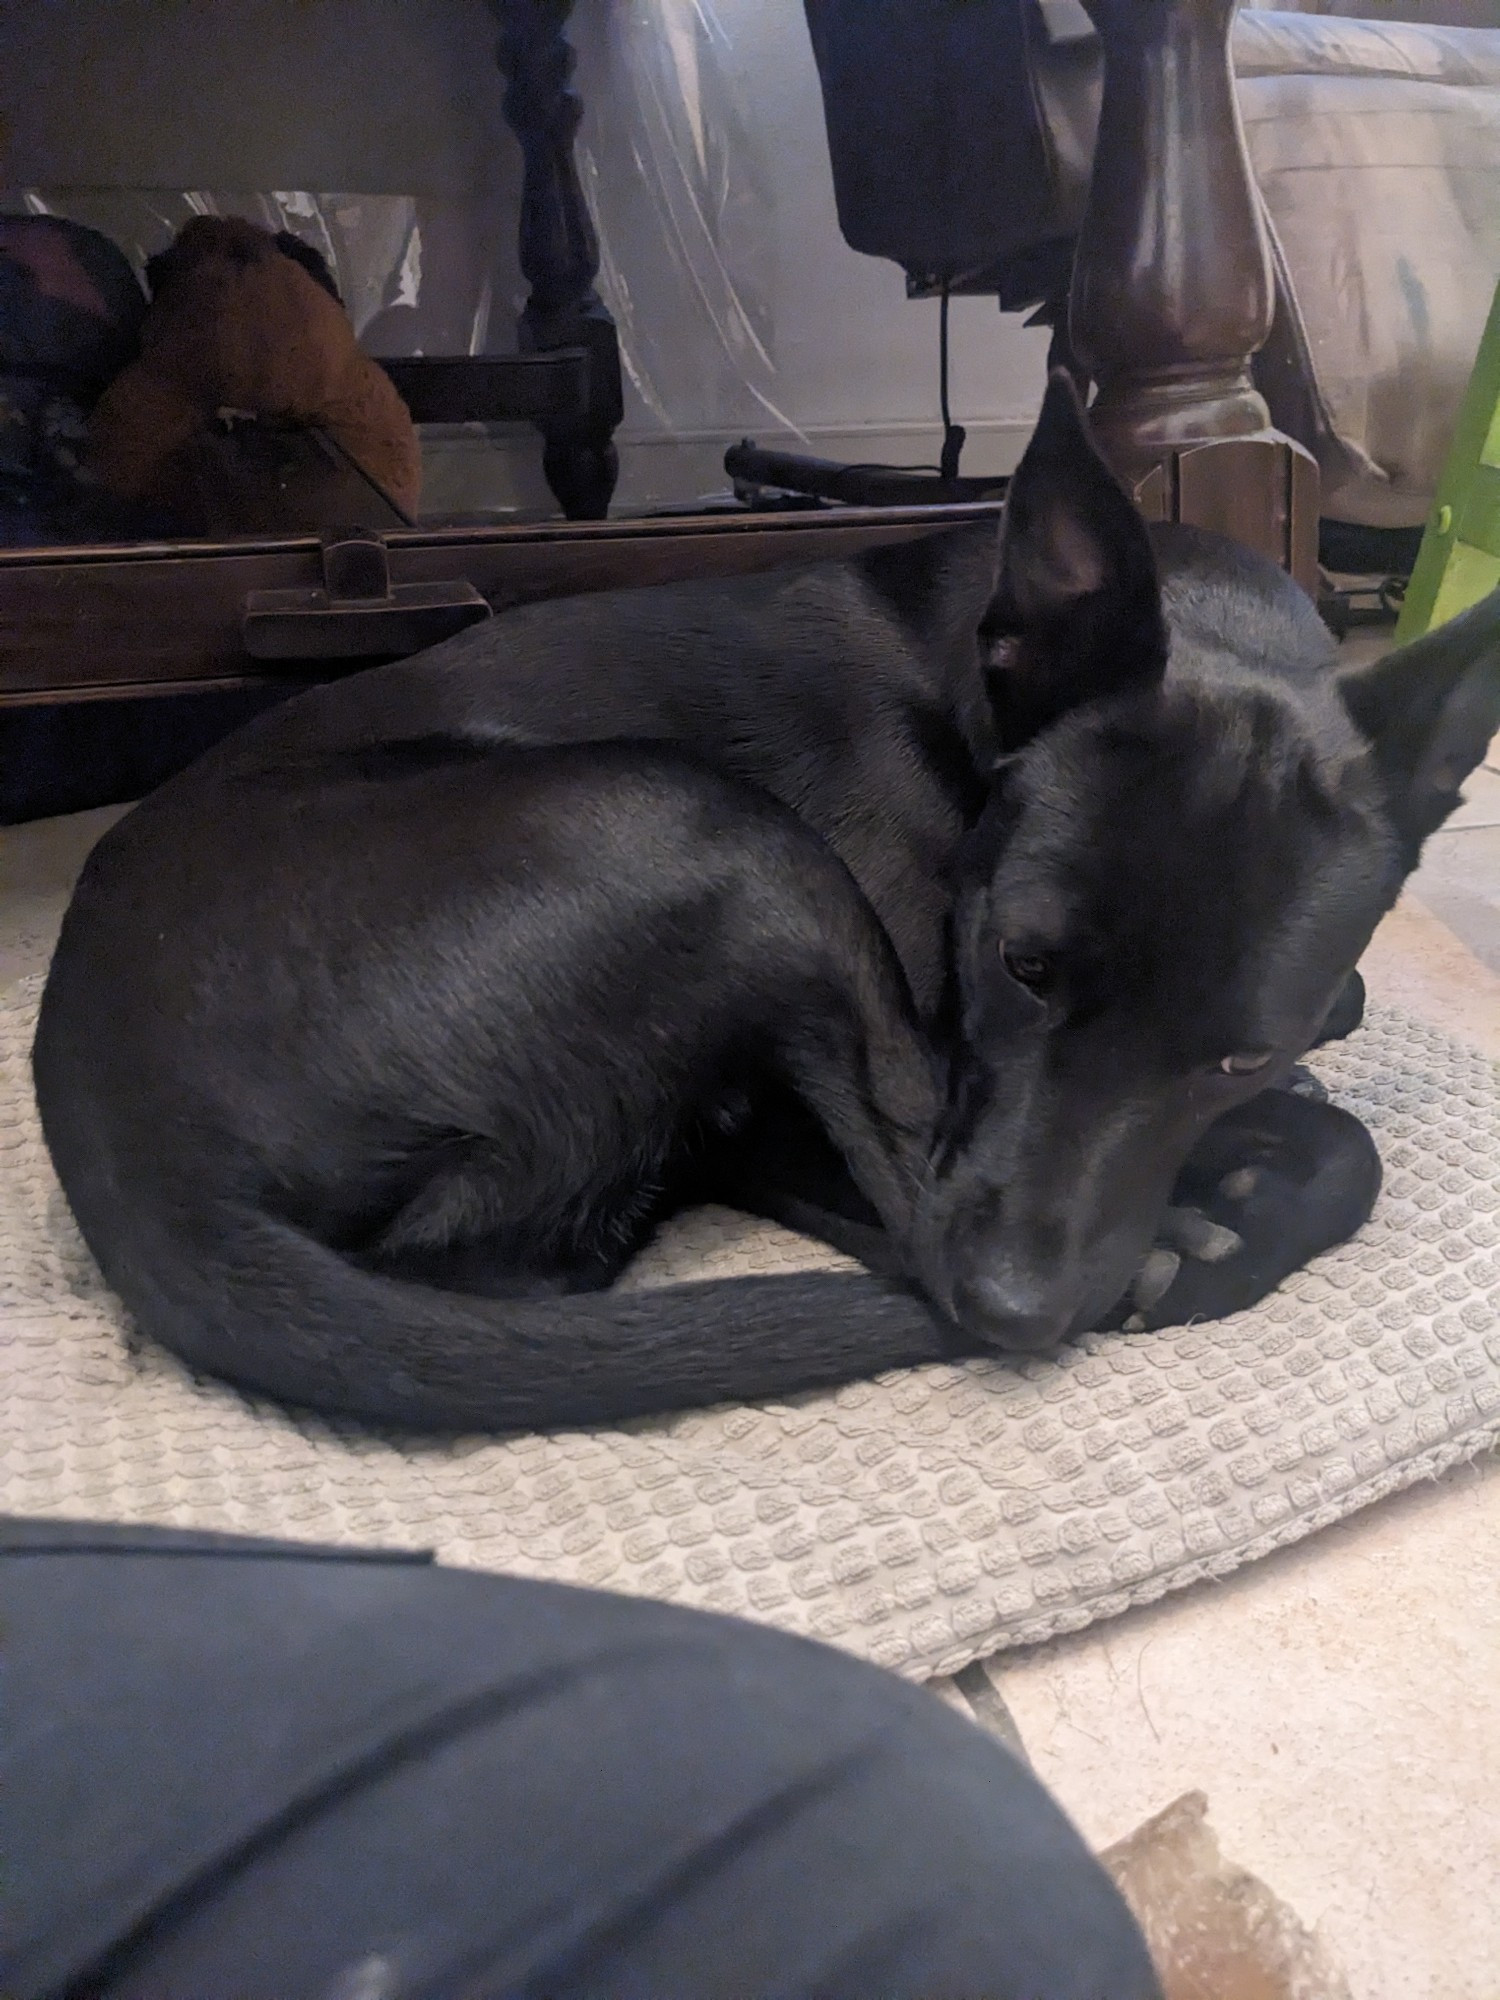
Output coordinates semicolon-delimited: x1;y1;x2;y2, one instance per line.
32;378;1500;1431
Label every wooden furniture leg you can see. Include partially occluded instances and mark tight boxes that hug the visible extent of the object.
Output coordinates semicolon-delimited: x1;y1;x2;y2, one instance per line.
1068;0;1318;593
494;0;624;521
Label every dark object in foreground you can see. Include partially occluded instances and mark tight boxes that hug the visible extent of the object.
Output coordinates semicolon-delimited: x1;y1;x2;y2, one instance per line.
33;378;1500;1431
1;1517;1160;2000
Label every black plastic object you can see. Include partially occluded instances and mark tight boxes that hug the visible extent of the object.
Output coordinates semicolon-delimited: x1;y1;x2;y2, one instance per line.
803;0;1058;283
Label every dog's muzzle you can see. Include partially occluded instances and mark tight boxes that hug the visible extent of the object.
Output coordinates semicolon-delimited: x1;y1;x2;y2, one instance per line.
948;1270;1068;1354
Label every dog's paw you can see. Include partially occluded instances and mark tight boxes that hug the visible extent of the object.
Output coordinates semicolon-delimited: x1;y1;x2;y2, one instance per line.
1102;1087;1382;1333
1284;1063;1328;1104
1311;968;1365;1048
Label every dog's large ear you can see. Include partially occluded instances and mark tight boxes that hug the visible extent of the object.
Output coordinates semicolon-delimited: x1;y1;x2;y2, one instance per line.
980;370;1168;749
1339;587;1500;868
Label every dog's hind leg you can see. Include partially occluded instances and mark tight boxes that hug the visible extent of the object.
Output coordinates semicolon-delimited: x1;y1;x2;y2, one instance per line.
1101;1089;1382;1332
357;1142;663;1301
700;1091;909;1277
366;1226;643;1301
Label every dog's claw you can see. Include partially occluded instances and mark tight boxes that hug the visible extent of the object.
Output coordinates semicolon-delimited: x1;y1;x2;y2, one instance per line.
1286;1064;1329;1103
1161;1205;1243;1264
1132;1246;1181;1310
1099;1091;1382;1339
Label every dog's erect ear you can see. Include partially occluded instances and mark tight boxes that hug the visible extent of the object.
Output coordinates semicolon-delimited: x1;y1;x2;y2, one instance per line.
980;370;1168;749
1339;587;1500;868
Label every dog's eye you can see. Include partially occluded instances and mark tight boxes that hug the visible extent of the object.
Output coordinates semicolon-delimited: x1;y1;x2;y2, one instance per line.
1220;1050;1274;1076
1002;946;1054;993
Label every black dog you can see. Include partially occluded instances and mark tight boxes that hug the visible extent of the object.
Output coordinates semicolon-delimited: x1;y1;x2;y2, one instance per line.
33;378;1500;1431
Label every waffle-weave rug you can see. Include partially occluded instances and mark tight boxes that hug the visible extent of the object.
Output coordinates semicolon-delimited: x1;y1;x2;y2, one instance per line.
4;970;1498;1681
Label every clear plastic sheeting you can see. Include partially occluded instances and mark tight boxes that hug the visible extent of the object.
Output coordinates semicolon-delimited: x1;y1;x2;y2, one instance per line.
12;2;1497;525
1;1;1049;516
567;0;1044;505
576;0;797;444
0;187;517;360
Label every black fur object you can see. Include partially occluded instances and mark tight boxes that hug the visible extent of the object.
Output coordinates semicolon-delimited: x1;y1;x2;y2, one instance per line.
32;377;1500;1431
270;231;342;304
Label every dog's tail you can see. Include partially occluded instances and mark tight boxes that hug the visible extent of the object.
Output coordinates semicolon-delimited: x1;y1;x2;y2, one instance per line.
123;1206;962;1432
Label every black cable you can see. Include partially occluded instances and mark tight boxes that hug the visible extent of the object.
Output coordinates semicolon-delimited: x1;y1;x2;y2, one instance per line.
939;281;967;484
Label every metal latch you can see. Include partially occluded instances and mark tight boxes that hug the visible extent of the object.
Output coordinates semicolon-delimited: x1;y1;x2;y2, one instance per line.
241;528;492;663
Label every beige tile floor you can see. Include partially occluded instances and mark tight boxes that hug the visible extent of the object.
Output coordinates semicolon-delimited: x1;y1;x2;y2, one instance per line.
5;733;1500;2000
1410;757;1500;976
986;1446;1500;2000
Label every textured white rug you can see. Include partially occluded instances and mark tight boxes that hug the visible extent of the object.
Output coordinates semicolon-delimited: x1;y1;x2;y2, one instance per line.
4;968;1499;1682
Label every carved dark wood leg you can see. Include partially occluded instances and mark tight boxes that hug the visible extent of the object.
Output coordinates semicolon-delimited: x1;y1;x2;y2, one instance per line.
494;0;623;521
1068;0;1318;592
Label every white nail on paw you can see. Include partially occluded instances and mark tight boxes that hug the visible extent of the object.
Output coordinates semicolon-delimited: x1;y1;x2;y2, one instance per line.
1163;1206;1243;1263
1132;1246;1181;1310
1287;1066;1328;1102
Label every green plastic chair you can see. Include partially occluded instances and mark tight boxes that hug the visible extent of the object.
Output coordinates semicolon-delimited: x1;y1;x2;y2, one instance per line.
1397;274;1500;643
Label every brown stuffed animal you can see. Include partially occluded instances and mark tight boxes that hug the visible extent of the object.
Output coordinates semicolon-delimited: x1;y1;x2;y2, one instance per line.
87;216;421;517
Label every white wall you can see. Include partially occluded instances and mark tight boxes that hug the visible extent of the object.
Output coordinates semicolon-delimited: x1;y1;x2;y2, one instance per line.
0;0;1049;511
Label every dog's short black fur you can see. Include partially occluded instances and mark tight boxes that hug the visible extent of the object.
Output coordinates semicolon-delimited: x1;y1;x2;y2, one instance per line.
33;378;1500;1430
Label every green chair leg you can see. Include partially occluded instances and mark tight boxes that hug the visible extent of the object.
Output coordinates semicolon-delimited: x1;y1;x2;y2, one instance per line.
1397;275;1500;643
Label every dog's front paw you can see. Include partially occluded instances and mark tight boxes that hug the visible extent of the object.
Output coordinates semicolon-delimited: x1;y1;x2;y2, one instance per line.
1312;968;1365;1048
1103;1088;1382;1333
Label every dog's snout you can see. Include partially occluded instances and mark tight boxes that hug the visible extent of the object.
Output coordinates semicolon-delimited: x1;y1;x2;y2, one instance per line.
950;1270;1068;1354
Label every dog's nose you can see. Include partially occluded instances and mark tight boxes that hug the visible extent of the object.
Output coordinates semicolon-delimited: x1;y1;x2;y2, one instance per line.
950;1272;1066;1353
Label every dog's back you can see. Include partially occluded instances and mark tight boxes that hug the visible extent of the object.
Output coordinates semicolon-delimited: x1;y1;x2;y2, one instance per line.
1153;523;1335;687
126;520;1002;1020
